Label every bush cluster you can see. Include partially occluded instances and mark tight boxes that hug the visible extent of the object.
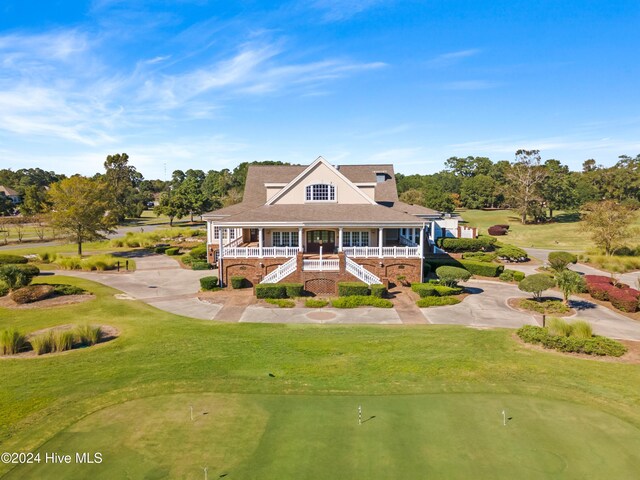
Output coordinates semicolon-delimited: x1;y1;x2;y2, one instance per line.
231;276;248;289
416;296;461;307
517;324;627;357
518;298;570;315
255;283;304;299
496;245;529;262
55;255;124;271
1;328;26;355
436;236;496;252
427;258;503;277
165;247;180;256
435;266;471;286
305;298;328;308
110;227;204;248
338;282;370;296
199;276;219;291
488;224;509;236
154;245;170;254
0;281;8;297
331;295;393;308
10;285;55;304
191;261;210;270
0;264;39;291
411;283;463;297
39;251;58;263
265;298;296;308
548;251;578;270
462;251;497;262
0;254;28;265
282;283;304;298
585;275;639;312
370;284;387;298
518;273;556;299
2;325;103;356
499;269;525;282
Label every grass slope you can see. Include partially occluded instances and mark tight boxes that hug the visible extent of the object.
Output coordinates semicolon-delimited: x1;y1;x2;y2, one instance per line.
1;276;640;477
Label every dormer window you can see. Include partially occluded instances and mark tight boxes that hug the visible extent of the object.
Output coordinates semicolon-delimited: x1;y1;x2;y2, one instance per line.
376;173;389;183
305;183;335;202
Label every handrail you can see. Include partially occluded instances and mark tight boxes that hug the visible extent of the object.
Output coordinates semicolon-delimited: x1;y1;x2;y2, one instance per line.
345;257;382;285
261;256;297;284
303;259;340;271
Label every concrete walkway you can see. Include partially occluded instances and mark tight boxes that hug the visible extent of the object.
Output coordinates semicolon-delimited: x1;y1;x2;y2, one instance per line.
239;306;402;324
422;279;640;340
53;254;221;320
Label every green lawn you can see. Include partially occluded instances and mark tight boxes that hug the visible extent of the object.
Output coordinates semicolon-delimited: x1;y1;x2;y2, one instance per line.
1;276;640;478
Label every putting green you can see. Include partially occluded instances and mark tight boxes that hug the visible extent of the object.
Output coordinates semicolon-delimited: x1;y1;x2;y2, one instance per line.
5;393;640;479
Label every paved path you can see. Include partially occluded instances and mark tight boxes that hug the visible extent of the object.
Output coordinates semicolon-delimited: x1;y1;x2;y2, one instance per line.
239;306;402;324
422;279;640;340
53;254;221;320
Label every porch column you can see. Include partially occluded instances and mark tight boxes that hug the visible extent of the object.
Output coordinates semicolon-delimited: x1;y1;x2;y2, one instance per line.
338;227;343;252
258;228;264;258
378;227;383;258
218;224;224;287
298;227;303;252
218;225;223;258
419;225;425;258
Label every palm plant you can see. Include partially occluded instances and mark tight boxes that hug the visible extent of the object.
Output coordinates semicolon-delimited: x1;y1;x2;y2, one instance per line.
555;270;585;304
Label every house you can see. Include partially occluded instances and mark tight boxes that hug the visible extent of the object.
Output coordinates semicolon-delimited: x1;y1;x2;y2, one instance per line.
0;186;21;205
204;157;475;293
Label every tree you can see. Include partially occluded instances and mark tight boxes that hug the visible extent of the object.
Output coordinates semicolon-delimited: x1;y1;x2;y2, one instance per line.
460;174;496;209
435;266;471;287
19;185;49;216
0;194;13;216
48;177;116;255
582;200;638;255
540;160;579;218
518;273;555;300
175;169;209;222
555;270;585;305
102;153;144;221
505;150;548;224
399;189;424;205
444;156;493;177
154;190;188;226
547;251;578;273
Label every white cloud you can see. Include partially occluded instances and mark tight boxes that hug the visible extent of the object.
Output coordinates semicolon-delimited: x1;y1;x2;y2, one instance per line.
310;0;390;21
427;48;482;67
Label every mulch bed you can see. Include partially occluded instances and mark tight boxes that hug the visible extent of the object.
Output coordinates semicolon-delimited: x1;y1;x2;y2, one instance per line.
507;297;576;317
0;294;95;309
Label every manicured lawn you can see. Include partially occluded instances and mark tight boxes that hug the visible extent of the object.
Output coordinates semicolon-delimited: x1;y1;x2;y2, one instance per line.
5;393;640;479
1;276;640;478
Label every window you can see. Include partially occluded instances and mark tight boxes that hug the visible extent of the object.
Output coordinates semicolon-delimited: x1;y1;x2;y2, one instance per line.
305;183;335;202
376;173;387;183
344;231;369;247
213;226;220;239
272;231;299;247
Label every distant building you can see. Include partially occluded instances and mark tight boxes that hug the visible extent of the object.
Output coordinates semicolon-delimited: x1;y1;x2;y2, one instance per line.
0;186;21;204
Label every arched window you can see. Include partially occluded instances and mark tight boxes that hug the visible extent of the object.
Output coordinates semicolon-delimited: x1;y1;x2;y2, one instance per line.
305;183;335;202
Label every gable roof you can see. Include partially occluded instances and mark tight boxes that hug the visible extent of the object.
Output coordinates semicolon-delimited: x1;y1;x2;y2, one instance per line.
265;156;377;206
0;186;19;196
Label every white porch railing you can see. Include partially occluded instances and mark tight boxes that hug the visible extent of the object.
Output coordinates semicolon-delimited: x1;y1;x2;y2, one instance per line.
303;259;340;271
222;247;298;258
345;257;382;285
343;246;420;258
224;235;243;248
261;257;297;284
399;235;418;247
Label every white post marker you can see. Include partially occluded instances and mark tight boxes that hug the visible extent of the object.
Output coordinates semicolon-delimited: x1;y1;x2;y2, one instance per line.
203;466;208;480
502;410;506;426
358;405;362;425
190;405;194;422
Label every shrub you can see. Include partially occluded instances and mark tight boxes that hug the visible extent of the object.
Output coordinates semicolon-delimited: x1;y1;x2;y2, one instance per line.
609;288;639;312
461;260;503;277
411;283;438;297
53;330;74;352
518;273;556;300
191;261;210;270
370;284;387;298
55;255;122;271
548;251;578;271
547;317;573;337
0;264;36;291
188;244;208;260
0;254;28;264
496;245;529;262
165;247;180;256
75;325;102;346
417;296;461;307
587;282;616;301
519;299;570;315
52;284;87;296
0;281;8;297
436;236;496;252
265;298;296;308
282;283;304;298
499;270;515;282
199;276;219;291
305;298;328;308
331;295;393;308
517;325;626;357
338;282;370;296
231;276;247;289
555;270;586;303
181;255;193;265
488;225;508;236
571;320;593;339
39;251;58;263
435;266;471;286
10;285;55;304
14;264;40;277
30;331;54;355
462;251;497;262
422;263;431;278
154;246;170;254
434;285;463;296
255;284;287;299
584;275;613;285
1;328;26;355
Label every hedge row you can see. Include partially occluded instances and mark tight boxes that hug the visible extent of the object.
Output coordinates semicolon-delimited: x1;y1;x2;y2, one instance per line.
427;258;504;277
199;276;219;291
499;269;525;282
231;276;248;289
585;275;639;312
435;236;496;252
411;283;463;298
517;325;627;357
0;254;28;265
338;282;370;296
331;295;393;308
495;245;528;262
416;296;460;307
255;283;305;299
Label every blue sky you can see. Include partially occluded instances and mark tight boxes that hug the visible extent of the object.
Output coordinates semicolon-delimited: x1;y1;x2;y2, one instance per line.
1;0;639;179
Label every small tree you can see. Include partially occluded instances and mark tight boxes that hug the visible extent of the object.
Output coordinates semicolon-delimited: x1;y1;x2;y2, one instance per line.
555;270;585;305
518;273;555;300
436;266;471;287
547;251;578;273
582;200;638;255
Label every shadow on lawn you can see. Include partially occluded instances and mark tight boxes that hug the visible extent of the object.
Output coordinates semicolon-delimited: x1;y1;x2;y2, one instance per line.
569;299;597;311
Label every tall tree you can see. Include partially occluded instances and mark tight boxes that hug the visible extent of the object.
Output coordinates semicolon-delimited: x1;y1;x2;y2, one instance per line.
505;150;548;224
582;200;638;255
48;177;117;255
19;185;49;216
460;174;496;209
154;190;188;226
175;169;209;222
103;153;144;221
540;159;579;218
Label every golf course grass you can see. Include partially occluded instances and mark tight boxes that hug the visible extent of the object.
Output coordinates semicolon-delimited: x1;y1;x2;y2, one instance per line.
2;276;640;478
5;393;640;479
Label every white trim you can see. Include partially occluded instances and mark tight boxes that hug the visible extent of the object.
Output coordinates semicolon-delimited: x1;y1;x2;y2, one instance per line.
265;156;377;206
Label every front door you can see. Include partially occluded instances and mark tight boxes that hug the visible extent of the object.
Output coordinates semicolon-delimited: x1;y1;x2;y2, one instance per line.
250;229;259;242
306;230;335;254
